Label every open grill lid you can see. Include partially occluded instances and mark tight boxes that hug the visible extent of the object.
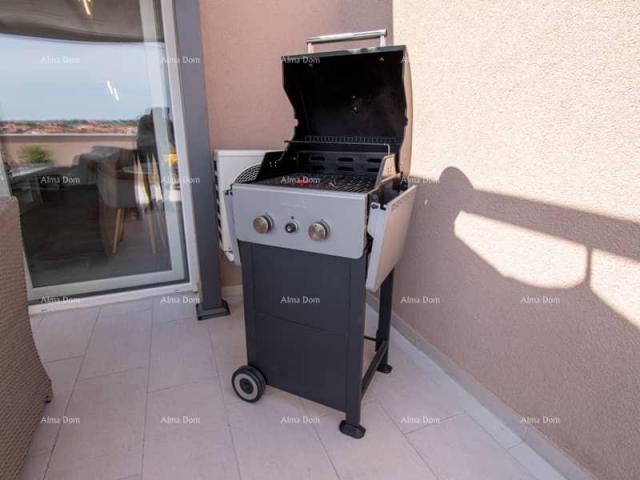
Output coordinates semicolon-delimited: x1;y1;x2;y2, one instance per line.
282;46;412;174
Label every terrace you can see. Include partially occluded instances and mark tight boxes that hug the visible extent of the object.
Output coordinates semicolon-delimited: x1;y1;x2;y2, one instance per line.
0;2;637;480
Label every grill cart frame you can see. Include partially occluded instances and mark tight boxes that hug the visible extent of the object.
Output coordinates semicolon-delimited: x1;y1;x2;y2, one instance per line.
235;242;395;439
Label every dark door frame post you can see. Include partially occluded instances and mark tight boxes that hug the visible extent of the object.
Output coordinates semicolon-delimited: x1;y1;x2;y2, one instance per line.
173;0;229;319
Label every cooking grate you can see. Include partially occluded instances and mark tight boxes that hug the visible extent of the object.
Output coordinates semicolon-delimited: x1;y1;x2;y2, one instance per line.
254;173;376;193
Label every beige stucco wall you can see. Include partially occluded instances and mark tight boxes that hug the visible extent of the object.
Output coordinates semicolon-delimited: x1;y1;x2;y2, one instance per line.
199;0;393;286
393;2;640;480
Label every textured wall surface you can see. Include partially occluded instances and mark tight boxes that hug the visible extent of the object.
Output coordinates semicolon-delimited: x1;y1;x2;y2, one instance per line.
392;2;640;480
200;0;392;149
199;0;393;287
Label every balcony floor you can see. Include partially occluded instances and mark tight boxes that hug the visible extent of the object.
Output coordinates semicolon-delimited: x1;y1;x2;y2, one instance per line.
23;294;567;480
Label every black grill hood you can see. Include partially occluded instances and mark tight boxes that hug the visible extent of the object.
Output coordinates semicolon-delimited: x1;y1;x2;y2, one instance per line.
281;46;412;174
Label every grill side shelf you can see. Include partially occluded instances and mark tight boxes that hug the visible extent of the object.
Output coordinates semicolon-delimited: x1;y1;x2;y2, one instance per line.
365;185;417;291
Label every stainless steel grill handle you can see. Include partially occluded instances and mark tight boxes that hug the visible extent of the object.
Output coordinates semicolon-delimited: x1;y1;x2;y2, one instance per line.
306;29;387;53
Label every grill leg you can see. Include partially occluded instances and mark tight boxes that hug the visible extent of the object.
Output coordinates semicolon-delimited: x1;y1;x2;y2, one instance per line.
340;418;366;439
376;270;394;374
341;384;365;439
340;259;367;439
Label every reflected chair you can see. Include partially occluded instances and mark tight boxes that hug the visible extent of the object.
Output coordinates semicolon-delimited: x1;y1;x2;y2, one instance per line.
95;149;160;255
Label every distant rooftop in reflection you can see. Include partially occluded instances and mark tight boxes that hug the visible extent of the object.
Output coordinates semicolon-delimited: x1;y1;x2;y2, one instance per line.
0;120;137;135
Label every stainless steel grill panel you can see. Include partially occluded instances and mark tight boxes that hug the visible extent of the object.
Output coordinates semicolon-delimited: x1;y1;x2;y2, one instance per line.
232;183;368;259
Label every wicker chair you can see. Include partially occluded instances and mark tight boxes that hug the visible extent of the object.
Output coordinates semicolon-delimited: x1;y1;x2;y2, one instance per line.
0;196;52;480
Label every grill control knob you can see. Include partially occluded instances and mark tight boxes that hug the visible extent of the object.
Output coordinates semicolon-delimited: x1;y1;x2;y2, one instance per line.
308;221;329;241
253;215;273;234
285;222;298;233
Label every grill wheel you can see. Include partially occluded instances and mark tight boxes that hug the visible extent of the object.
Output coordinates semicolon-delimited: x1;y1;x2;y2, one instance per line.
232;365;266;403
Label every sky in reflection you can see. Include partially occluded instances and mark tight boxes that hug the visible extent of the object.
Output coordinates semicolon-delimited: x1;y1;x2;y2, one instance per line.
0;33;169;121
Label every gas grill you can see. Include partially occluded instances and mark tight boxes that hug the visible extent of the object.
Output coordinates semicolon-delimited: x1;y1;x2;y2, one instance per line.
224;29;416;438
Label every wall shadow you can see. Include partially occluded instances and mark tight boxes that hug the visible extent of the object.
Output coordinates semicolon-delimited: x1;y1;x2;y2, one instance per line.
395;167;640;478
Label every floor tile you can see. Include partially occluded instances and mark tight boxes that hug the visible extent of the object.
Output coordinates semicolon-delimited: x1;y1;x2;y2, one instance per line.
353;338;463;436
422;362;527;449
369;372;462;433
19;453;49;480
218;294;243;317
461;397;526;449
207;306;245;350
228;389;338;480
25;294;570;480
149;317;217;392
363;304;380;337
314;402;437;480
47;367;147;480
214;347;247;406
300;397;343;419
407;413;537;480
33;307;99;362
208;312;247;406
388;326;447;377
371;338;436;391
27;392;70;458
45;452;142;480
152;293;198;324
79;310;152;379
509;442;567;480
45;356;84;395
28;357;83;457
99;298;152;318
30;315;43;333
143;381;239;480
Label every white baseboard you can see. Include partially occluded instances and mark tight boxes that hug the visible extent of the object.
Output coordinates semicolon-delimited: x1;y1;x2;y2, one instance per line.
366;293;595;480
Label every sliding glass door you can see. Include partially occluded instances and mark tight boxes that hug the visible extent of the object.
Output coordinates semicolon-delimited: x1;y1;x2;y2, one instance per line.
0;0;193;303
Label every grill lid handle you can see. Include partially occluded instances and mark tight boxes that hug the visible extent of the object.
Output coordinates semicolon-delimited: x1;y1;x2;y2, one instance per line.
306;29;387;53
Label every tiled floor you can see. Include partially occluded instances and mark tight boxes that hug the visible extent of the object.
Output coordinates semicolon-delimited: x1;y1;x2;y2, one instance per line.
22;294;568;480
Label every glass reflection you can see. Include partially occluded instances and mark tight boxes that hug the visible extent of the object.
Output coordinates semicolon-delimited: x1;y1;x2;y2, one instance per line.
0;2;188;301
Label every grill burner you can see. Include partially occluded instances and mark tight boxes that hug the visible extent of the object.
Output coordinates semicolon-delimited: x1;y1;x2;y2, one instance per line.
254;173;376;193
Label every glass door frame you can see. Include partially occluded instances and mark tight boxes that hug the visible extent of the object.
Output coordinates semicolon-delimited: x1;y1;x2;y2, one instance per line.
20;0;201;309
